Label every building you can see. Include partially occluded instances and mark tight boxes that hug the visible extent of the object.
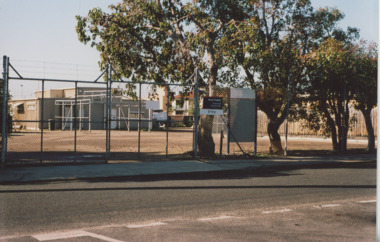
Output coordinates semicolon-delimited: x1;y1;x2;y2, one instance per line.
9;87;158;131
172;92;195;116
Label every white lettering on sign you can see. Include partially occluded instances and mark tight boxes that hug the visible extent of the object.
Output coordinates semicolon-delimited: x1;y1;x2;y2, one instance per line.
200;109;223;115
202;97;223;109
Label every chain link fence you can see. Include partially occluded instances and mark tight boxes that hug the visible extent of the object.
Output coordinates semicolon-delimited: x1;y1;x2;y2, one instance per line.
1;57;260;167
199;85;257;156
1;57;202;166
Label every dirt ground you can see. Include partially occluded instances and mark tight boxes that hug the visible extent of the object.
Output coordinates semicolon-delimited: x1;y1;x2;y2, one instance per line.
4;128;373;164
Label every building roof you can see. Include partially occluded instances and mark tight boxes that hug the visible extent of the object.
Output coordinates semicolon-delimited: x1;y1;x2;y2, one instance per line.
174;92;195;99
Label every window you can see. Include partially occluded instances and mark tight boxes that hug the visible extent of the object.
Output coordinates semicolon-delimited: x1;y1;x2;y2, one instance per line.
176;99;184;108
17;103;24;114
27;102;36;110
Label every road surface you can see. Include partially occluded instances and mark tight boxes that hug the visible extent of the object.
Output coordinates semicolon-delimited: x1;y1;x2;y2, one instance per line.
0;162;376;241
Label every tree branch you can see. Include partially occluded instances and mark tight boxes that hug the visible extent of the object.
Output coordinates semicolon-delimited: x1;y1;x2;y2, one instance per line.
113;20;158;63
190;16;206;32
167;0;192;63
243;66;255;85
262;0;270;45
146;25;162;31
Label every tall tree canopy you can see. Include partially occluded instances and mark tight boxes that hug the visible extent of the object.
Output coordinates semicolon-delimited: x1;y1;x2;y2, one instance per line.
77;0;372;156
304;38;355;151
349;41;377;151
220;0;354;154
304;38;376;152
76;0;247;156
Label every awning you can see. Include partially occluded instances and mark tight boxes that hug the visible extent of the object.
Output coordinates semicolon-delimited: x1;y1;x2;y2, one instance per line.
11;102;24;108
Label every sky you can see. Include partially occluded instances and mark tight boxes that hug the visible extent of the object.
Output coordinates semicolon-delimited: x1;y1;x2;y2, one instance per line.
0;0;378;98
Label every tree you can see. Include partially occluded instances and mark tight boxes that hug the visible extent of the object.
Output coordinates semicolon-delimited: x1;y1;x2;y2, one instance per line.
351;41;377;152
304;38;360;151
221;0;349;154
76;0;246;156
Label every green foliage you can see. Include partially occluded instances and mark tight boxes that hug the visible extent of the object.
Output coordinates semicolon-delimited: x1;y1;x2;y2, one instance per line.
219;0;346;152
350;41;377;112
218;0;365;152
303;37;374;150
75;0;248;87
76;0;375;153
76;1;192;85
76;0;252;156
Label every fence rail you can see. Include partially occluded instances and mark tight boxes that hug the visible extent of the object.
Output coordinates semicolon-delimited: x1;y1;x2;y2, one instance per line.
2;56;374;168
1;57;260;167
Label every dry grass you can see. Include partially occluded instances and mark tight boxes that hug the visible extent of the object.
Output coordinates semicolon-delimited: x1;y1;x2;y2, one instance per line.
6;129;370;157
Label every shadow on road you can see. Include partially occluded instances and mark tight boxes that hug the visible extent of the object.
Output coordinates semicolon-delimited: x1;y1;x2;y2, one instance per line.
84;160;376;183
0;184;376;193
1;160;375;187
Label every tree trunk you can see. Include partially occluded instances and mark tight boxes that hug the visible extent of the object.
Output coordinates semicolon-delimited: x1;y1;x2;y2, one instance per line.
197;115;215;156
267;120;283;154
323;106;339;151
335;101;349;152
362;108;375;152
337;126;347;152
196;37;218;156
330;127;339;151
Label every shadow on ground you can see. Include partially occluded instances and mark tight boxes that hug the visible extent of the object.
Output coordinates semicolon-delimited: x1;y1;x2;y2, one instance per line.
85;160;376;183
2;159;373;187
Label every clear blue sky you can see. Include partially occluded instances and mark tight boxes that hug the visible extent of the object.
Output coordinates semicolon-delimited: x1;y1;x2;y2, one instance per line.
0;0;378;98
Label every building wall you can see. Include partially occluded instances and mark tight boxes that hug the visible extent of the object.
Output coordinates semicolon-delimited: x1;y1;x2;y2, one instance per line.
58;100;151;131
9;99;39;130
35;87;110;99
10;87;155;131
89;103;105;130
156;86;167;111
35;89;64;98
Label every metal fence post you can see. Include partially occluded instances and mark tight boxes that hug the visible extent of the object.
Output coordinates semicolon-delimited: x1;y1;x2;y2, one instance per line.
108;64;112;158
193;68;199;159
1;56;9;169
341;81;347;153
254;90;257;155
74;81;78;162
40;79;45;163
105;65;110;162
138;82;142;156
284;76;290;156
226;88;230;155
166;85;170;157
5;65;9;159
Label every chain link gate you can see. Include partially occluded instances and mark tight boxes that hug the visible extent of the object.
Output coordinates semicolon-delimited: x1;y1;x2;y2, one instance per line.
1;56;201;167
198;85;257;157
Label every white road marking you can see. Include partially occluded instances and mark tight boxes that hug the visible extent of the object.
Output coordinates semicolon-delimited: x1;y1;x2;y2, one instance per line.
262;209;292;214
313;204;341;208
32;230;124;242
358;200;376;203
126;222;167;228
32;230;88;241
0;235;22;240
198;215;235;221
84;232;125;242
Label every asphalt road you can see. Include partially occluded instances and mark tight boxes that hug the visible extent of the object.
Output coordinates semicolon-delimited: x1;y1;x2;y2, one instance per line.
0;162;376;241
